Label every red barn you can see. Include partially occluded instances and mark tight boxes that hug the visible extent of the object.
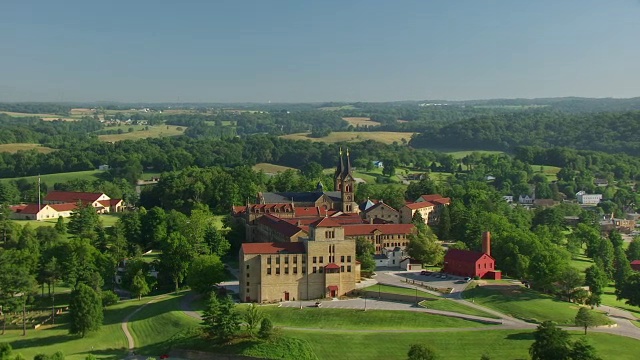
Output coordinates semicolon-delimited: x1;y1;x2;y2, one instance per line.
442;232;501;279
631;260;640;272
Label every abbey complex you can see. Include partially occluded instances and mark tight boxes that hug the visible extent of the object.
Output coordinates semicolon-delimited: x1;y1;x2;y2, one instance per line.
233;151;450;302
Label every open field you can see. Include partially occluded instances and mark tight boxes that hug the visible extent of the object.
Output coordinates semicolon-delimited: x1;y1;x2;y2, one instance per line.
570;253;594;273
342;117;381;127
243;306;491;330
290;330;639;360
363;284;499;318
252;162;296;174
602;286;640;319
0;170;105;187
98;125;185;142
463;282;581;324
11;214;121;228
0;143;55;153
280;131;415;145
533;164;562;181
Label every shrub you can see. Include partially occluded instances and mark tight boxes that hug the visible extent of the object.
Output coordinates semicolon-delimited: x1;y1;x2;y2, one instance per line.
101;291;119;307
258;318;274;340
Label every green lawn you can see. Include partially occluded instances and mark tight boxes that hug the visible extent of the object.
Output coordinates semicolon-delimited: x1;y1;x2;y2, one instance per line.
242;306;491;330
363;284;499;319
446;150;505;159
532;164;562;181
570;254;594;273
128;294;201;355
11;214;120;228
289;330;640;360
0;170;105;187
1;298;148;359
601;286;640;319
97;125;185;142
463;284;581;324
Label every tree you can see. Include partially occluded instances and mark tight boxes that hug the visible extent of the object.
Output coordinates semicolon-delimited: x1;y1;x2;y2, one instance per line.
202;294;241;343
0;249;37;336
574;307;597;334
54;216;66;234
355;237;375;275
186;254;225;295
0;343;12;360
407;344;437;360
244;303;263;337
406;217;443;266
258;317;274;340
569;338;601;360
626;237;640;262
558;267;583;299
130;270;150;300
68;284;103;337
584;265;608;295
586;293;601;309
159;233;194;294
67;204;102;242
616;272;640;306
608;229;624;248
529;321;571;360
203;226;230;257
613;246;632;291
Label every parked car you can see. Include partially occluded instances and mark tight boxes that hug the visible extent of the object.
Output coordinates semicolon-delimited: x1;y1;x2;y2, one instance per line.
420;270;432;275
314;301;322;308
464;277;471;282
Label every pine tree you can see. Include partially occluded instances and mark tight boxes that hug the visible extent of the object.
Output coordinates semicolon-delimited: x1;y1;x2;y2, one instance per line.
202;294;241;342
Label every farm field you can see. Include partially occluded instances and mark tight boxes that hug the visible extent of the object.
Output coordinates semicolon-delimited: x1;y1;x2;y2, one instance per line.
280;131;415;145
252;163;296;174
97;125;185;142
463;282;582;324
0;143;55;153
0;170;105;187
362;284;499;318
0;111;76;121
290;330;639;360
342;117;381;127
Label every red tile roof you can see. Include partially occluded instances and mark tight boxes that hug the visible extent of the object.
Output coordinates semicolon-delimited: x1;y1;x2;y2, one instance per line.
419;194;447;202
294;207;335;217
247;203;294;213
50;203;77;212
404;201;435;210
310;217;341;228
631;260;640;265
364;201;399;213
10;204;28;212
232;206;247;215
241;242;306;254
44;191;106;203
444;249;493;263
257;214;307;238
325;263;340;270
16;204;46;214
343;224;415;236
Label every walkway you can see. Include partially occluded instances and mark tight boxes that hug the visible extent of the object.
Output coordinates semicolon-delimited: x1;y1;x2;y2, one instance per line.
121;296;168;358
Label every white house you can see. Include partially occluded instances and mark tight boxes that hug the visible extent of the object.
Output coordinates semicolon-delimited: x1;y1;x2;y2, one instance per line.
372;161;384;168
374;247;409;268
576;191;602;205
503;196;514;203
518;195;534;205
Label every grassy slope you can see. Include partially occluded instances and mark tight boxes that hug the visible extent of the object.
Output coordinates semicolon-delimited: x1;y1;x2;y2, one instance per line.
242;306;490;330
0;170;105;187
11;214;120;228
252;163;295;174
1;299;149;359
463;285;580;324
0;143;55;153
290;330;640;360
363;284;499;319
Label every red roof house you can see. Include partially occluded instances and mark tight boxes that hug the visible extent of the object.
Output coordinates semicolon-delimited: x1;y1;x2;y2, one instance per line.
631;260;640;272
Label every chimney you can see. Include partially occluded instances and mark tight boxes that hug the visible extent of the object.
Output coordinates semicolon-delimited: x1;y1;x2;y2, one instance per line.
482;231;491;257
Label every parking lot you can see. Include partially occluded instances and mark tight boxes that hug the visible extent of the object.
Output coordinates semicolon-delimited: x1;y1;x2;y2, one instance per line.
374;270;470;295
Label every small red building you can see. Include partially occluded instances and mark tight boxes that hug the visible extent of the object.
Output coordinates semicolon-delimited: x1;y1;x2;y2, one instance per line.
631;260;640;272
442;231;501;279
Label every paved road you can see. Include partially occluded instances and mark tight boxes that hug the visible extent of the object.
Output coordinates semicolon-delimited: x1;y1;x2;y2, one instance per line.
120;296;168;358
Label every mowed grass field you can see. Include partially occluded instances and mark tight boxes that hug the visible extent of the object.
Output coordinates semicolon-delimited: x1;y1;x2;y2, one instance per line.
446;150;505;159
244;306;491;330
11;214;121;228
0;170;105;187
463;283;581;324
290;330;640;360
98;125;185;142
252;163;296;174
280;131;415;145
363;284;499;318
342;117;381;127
0;143;56;153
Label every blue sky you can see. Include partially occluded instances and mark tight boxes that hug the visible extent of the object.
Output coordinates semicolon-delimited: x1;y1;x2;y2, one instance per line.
1;0;639;102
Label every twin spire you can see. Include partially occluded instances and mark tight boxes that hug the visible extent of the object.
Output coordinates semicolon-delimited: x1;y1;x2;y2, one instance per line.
335;147;352;179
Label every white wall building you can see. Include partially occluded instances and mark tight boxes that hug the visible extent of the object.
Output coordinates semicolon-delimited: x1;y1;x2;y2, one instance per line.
576;191;602;205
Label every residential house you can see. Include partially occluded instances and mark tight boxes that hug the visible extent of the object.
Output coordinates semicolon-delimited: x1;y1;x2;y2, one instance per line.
372;161;384;168
11;203;77;221
518;195;534;205
631;260;640;272
44;191;124;213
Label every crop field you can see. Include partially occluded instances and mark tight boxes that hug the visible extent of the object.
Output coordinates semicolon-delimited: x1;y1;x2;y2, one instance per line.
280;131;415;145
97;125;185;142
0;111;77;121
342;117;381;127
0;143;56;153
252;163;296;174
